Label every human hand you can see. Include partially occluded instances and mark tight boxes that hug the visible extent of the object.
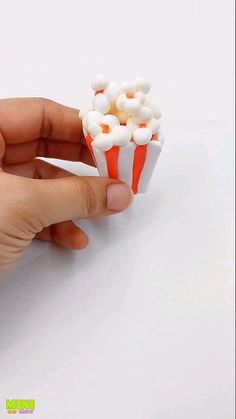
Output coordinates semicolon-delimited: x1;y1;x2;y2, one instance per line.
0;98;133;275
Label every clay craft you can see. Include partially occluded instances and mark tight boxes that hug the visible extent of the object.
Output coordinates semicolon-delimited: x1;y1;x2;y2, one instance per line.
80;75;164;194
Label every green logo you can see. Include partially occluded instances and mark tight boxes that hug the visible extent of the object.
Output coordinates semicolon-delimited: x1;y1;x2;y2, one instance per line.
6;400;35;415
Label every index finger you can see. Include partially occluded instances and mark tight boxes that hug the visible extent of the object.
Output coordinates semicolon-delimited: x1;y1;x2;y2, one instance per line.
0;97;83;144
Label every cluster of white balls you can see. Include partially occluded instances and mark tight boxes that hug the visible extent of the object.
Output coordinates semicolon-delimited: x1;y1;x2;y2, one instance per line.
80;75;161;152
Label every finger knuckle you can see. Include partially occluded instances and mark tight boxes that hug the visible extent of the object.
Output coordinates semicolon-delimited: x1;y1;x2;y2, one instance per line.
0;175;43;234
76;178;97;217
39;102;53;139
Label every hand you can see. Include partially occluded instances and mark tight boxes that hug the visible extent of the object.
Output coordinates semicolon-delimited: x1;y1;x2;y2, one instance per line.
0;98;133;275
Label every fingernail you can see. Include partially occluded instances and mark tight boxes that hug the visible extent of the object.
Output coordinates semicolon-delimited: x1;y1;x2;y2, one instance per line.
107;183;133;212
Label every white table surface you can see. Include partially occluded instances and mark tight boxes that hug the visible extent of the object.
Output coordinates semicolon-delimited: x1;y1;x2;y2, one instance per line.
0;0;234;418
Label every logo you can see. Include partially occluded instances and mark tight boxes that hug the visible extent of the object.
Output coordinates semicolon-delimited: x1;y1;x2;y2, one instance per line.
6;400;35;415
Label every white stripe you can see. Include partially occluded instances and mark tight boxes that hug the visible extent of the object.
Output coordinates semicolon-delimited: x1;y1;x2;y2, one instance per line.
158;130;165;146
118;142;135;185
92;143;108;177
137;138;163;193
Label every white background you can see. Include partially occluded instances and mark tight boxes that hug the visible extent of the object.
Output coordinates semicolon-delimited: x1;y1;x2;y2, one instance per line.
0;0;234;418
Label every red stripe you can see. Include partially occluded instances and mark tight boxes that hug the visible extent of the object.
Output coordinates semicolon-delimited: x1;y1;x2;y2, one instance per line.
85;135;94;157
105;146;119;179
132;145;147;194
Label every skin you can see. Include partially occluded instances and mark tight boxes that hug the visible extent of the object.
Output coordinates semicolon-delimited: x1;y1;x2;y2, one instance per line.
0;98;133;276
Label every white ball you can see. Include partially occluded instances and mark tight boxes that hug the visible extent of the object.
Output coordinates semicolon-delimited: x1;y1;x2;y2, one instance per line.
104;82;120;103
120;81;136;94
116;93;127;111
86;111;103;128
133;127;152;145
103;114;119;129
79;109;85;120
79;104;93;120
151;105;162;119
91;74;108;91
135;106;152;123
135;91;146;104
135;78;151;94
112;126;132;146
93;133;114;151
93;93;110;114
126;117;137;132
148;118;161;134
88;124;102;138
125;98;141;115
117;111;129;124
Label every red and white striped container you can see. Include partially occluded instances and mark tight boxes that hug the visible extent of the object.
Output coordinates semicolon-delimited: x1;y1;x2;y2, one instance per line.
85;132;164;194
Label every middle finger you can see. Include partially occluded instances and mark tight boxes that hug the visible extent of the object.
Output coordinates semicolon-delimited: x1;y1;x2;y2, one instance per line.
3;138;95;166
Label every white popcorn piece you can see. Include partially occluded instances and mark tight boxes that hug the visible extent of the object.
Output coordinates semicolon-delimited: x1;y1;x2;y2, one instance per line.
120;81;136;94
135;78;151;94
148;118;161;134
103;114;119;129
126;117;137;132
135;91;146;104
86;111;103;128
88;124;102;138
88;114;119;139
104;82;120;103
124;98;141;115
133;127;153;145
93;93;110;114
91;74;108;91
79;104;93;120
112;126;132;146
93;133;114;151
135;106;152;123
117;111;129;124
116;93;127;111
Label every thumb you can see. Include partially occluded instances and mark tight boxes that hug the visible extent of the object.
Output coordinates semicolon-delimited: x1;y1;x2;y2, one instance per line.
29;176;133;228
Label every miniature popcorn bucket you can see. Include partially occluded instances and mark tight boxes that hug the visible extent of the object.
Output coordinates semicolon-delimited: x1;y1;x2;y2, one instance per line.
80;75;164;194
85;133;164;194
